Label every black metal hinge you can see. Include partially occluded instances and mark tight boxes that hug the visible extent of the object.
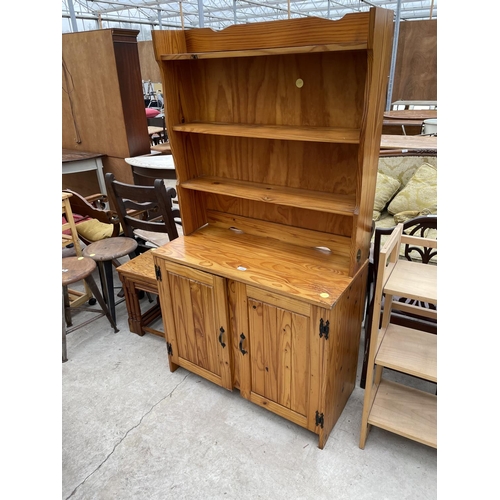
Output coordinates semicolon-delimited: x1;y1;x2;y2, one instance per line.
166;342;173;356
155;264;162;281
319;318;329;340
315;411;324;428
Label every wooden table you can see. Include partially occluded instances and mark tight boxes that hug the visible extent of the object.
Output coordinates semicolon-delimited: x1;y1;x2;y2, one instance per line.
380;134;437;151
391;100;437;110
62;149;106;195
125;155;176;185
382;110;437;136
384;110;437;121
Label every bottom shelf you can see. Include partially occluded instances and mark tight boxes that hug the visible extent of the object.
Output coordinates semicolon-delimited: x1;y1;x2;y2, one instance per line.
368;379;437;448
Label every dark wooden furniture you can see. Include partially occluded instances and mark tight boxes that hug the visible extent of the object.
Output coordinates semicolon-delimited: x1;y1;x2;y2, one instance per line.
62;256;118;362
105;173;180;253
151;8;393;449
62;28;150;190
360;216;437;389
147;116;167;145
117;250;163;337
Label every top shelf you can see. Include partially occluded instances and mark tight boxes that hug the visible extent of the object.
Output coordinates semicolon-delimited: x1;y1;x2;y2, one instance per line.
160;42;368;61
173;122;361;144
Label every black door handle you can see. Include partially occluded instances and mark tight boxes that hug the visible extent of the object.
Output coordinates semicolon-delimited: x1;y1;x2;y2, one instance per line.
218;327;226;348
239;333;247;355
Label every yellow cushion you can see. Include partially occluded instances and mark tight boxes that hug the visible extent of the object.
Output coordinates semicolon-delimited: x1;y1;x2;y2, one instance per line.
76;219;114;242
372;172;401;221
388;163;437;215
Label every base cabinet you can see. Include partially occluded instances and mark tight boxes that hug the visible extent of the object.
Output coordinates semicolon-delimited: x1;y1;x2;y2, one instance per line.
154;255;368;449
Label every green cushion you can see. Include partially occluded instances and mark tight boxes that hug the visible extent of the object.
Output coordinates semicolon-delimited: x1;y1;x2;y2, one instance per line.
387;163;437;215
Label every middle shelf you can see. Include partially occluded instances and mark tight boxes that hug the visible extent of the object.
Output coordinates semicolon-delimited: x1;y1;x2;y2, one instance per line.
181;176;358;215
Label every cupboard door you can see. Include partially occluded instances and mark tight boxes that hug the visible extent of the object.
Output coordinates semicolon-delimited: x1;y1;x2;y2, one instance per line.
244;286;320;431
157;260;232;390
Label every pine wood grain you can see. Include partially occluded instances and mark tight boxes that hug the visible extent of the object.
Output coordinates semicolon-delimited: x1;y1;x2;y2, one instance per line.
368;379;437;448
152;225;353;308
181;177;357;216
173;122;361;144
161;42;368;60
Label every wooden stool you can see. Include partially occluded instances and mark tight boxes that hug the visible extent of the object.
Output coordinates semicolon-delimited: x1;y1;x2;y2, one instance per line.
117;250;163;337
83;237;138;323
62;256;119;362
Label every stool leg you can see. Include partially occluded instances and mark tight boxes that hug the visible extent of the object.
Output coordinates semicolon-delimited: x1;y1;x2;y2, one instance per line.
104;260;116;323
63;285;72;327
85;274;119;333
62;288;68;363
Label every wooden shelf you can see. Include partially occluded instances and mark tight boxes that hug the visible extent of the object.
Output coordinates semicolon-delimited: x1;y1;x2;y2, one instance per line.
384;260;437;304
368;379;437;448
172;122;361;144
160;42;368;61
376;324;437;382
181;176;357;216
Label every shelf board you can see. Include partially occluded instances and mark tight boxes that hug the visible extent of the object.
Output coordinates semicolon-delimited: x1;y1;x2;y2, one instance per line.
385;260;437;305
172;122;361;144
376;324;437;382
368;379;437;448
160;42;368;61
181;176;357;216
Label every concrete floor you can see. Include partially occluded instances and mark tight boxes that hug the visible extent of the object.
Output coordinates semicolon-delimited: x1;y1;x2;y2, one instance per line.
62;260;437;500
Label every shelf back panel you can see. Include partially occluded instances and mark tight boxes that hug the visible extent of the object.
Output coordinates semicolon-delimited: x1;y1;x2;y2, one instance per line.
167;51;367;129
181;135;359;197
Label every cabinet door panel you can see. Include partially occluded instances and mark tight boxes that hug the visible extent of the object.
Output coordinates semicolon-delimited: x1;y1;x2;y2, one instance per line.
248;298;311;418
165;267;232;389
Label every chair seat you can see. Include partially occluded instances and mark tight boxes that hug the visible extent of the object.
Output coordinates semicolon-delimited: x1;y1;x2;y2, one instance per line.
83;237;138;261
62;256;96;286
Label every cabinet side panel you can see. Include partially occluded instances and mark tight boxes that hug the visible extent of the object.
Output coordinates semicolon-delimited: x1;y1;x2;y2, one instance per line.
318;262;368;448
353;9;394;275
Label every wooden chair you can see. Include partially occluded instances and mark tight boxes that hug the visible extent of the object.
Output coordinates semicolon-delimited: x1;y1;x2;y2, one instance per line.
105;173;181;336
104;173;180;254
360;215;437;389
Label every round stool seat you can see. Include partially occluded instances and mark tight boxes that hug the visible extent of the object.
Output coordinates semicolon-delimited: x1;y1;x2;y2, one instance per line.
83;237;138;262
62;256;97;287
